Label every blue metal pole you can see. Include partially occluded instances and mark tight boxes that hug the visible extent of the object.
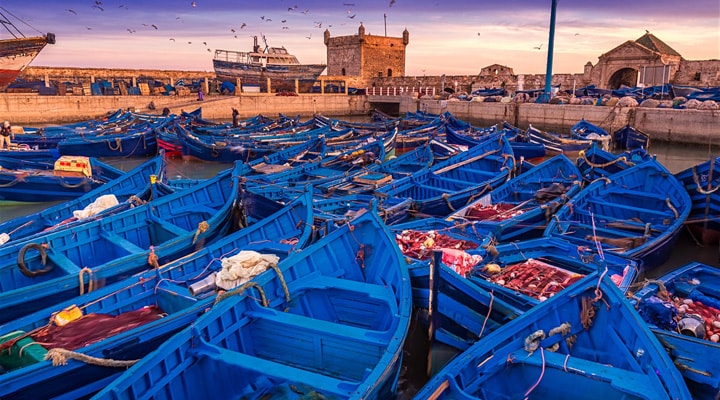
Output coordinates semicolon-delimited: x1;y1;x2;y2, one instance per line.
542;0;558;102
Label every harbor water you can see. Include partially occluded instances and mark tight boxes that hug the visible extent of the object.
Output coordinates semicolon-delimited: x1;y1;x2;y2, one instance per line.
1;128;719;398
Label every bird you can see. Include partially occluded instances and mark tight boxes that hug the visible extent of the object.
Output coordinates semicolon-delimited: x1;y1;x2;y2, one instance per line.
65;8;77;15
477;32;481;36
305;34;312;39
191;1;197;7
281;19;287;23
389;0;396;7
127;28;135;33
188;41;192;44
169;38;175;42
574;33;580;36
282;26;289;30
301;9;309;14
240;22;247;29
86;26;92;30
260;16;265;20
207;48;211;52
347;14;356;19
151;24;158;29
533;43;543;50
230;28;235;33
95;0;102;4
203;41;207;46
118;4;128;9
92;4;104;11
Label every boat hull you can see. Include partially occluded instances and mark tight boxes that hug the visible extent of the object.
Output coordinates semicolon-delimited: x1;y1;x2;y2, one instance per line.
213;59;326;92
0;36;50;90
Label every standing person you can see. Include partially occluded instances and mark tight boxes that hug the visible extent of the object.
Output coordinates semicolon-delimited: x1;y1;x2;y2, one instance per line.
197;88;204;101
232;108;239;127
0;121;13;149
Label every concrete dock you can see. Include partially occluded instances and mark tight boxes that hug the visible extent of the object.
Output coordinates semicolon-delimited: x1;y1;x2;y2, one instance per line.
0;93;717;146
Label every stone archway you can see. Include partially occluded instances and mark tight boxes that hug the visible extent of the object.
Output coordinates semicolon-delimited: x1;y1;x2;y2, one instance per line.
608;68;638;89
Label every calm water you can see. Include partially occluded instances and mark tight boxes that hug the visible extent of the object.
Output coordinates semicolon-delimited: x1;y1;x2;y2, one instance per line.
1;133;719;398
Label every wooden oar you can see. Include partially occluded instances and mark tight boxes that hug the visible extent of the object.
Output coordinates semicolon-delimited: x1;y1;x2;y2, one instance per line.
432;149;500;175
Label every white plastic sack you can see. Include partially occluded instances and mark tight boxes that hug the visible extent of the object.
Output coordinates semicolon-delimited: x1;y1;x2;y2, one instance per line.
215;250;280;291
72;194;119;219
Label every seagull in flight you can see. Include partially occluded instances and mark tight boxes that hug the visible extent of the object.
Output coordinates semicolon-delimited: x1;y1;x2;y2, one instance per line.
240;22;247;29
533;43;543;50
169;38;175;42
191;2;197;7
92;4;104;11
66;9;77;15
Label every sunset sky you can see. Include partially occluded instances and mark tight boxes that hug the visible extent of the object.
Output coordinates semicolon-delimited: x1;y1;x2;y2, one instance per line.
2;0;718;76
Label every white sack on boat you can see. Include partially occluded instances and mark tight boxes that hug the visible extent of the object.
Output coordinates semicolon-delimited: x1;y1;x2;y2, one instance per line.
215;250;280;291
72;194;119;219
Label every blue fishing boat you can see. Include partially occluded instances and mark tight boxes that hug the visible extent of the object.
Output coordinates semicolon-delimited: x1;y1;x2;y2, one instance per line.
316;142;434;196
633;261;720;400
444;116;546;162
0;191;314;400
92;208;412;400
0;163;243;324
544;158;691;271
467;237;638;312
376;134;515;217
56;121;160;158
0;154;167;247
613;124;650;150
413;271;692;399
447;154;583;242
246;129;395;191
0;156;126;202
674;157;720;245
571;118;611;151
575;142;652;183
525;124;592;157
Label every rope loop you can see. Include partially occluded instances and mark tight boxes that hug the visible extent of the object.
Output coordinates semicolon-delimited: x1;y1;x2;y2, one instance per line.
79;267;95;295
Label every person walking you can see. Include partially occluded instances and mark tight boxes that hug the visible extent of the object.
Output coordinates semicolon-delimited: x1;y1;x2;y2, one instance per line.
197;89;204;101
0;121;13;149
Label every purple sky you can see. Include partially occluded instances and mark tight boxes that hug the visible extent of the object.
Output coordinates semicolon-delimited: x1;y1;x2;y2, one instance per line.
2;0;718;75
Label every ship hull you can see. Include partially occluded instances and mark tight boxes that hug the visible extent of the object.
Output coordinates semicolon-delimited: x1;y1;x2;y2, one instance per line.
213;59;326;92
0;36;49;91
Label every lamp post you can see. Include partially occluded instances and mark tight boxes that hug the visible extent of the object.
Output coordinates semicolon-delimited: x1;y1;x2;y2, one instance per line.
539;0;558;103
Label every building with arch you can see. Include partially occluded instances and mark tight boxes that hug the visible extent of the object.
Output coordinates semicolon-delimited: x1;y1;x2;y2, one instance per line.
587;32;690;89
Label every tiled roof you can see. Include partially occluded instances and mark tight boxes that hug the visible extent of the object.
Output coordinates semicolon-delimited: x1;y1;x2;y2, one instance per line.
635;32;682;57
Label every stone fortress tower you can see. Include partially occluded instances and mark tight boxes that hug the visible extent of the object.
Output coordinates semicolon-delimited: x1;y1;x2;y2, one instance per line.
324;24;409;88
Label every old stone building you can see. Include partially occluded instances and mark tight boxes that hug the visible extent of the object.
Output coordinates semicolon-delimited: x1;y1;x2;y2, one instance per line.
371;32;720;93
324;24;409;86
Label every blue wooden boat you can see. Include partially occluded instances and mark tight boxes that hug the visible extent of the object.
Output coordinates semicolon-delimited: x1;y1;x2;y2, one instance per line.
0;146;60;160
55;121;160;158
448;154;583;242
675;157;720;245
245;129;395;190
376;134;515;217
571;118;611;151
525;124;592;157
316;142;434;196
0;156;126;202
467;237;638;312
0;163;243;324
633;262;720;400
444;116;546;162
0;191;314;400
413;271;692;400
544;158;691;271
576;142;653;183
0;154;167;247
92;208;412;400
613;124;650;150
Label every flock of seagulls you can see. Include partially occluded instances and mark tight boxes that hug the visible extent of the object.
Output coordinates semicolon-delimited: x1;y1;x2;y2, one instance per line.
58;0;562;57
